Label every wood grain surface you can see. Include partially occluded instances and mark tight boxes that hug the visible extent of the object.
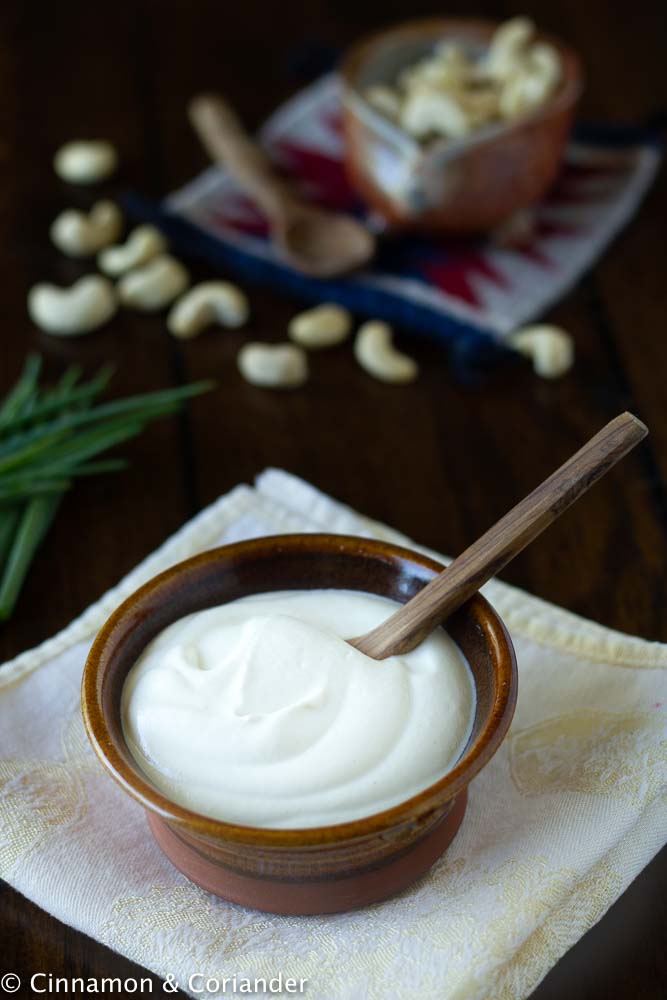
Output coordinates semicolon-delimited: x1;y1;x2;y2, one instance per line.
0;0;665;997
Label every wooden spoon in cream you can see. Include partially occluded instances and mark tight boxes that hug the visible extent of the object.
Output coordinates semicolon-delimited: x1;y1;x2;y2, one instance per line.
189;93;375;278
350;412;648;659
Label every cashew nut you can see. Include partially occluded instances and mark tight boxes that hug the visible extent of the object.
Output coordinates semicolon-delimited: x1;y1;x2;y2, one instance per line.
238;342;308;389
117;255;189;312
364;85;401;121
401;89;471;140
457;85;500;128
50;200;123;257
53;140;118;184
508;324;574;378
369;16;558;146
354;321;419;384
499;43;561;119
433;42;473;75
167;281;249;339
98;224;167;276
401;44;474;93
288;304;352;350
28;275;117;336
486;16;535;80
530;43;562;88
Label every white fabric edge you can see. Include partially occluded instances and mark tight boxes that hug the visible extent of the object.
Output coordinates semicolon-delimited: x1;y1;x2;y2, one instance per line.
1;469;666;695
485;792;667;999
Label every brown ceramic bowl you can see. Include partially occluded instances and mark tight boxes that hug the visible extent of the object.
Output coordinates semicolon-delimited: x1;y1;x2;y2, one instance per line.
82;534;517;915
341;18;584;232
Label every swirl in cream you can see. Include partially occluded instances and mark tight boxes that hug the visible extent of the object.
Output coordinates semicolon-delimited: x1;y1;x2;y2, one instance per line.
121;590;476;829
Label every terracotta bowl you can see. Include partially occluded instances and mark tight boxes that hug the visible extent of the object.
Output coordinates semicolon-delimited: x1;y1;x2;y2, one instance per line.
82;534;517;915
341;17;584;232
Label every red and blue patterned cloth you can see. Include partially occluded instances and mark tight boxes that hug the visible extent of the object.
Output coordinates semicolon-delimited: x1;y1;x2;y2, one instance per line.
127;75;661;363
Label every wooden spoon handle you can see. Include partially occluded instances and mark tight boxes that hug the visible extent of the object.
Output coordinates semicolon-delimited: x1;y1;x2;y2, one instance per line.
352;412;648;660
188;93;294;224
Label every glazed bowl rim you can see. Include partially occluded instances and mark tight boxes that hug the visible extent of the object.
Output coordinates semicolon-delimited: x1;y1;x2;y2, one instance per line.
340;15;584;159
82;533;517;848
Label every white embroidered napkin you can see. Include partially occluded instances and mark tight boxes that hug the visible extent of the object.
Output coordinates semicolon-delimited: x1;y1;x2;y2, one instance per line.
1;469;665;1000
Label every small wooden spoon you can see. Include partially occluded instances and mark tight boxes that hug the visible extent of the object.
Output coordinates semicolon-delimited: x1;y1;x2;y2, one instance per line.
188;93;375;277
351;412;648;660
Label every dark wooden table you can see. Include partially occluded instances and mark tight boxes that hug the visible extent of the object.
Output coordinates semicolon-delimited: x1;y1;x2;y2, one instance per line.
1;0;666;996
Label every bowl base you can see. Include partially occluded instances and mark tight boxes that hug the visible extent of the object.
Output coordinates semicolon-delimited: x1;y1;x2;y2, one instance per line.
147;790;467;915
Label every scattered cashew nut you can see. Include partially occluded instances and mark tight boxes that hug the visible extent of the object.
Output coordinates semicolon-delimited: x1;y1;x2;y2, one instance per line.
167;281;249;339
117;255;189;312
508;324;574;378
99;224;167;276
27;275;117;336
53;140;118;184
238;342;308;389
49;200;123;257
354;321;418;384
288;304;352;349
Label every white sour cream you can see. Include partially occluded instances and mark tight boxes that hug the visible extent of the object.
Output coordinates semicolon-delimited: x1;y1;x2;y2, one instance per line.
121;589;476;829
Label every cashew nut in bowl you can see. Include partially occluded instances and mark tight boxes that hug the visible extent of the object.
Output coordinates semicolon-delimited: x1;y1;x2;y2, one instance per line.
167;281;249;339
530;43;562;89
118;255;189;312
354;321;419;384
53;140;118;184
28;275;117;336
404;43;474;92
509;324;574;378
432;42;473;77
288;304;352;349
50;201;123;257
238;342;308;389
485;16;535;80
401;90;471;140
364;85;401;122
457;86;500;129
99;225;167;276
362;15;562;145
499;43;561;119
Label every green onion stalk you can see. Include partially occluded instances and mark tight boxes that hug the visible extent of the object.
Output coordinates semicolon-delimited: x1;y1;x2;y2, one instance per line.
0;356;213;622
